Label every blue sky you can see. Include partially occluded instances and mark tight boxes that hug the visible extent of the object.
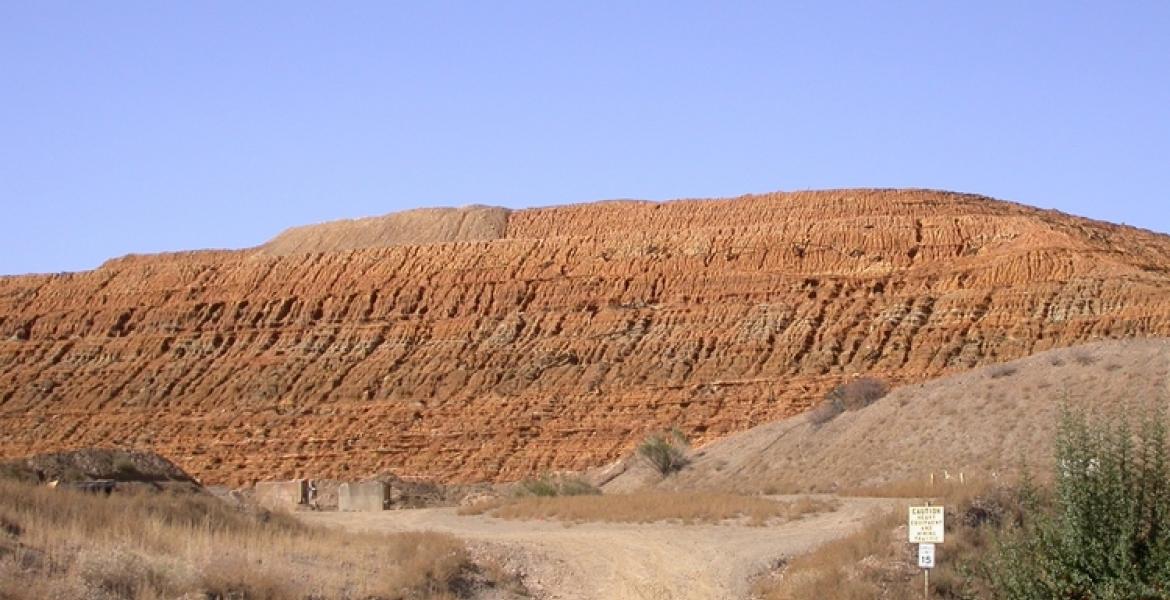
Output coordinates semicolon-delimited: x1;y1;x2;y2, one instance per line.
2;2;1168;275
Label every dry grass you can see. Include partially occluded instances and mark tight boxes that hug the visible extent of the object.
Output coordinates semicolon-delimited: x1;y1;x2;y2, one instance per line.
842;474;1008;499
752;507;908;599
0;478;491;600
513;474;599;497
459;492;836;526
753;485;1024;599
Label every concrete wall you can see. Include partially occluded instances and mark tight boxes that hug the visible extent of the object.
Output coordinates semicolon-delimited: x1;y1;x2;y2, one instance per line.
338;481;388;511
254;479;307;510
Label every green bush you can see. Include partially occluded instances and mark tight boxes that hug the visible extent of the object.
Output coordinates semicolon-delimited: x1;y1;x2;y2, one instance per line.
986;406;1170;599
637;428;690;476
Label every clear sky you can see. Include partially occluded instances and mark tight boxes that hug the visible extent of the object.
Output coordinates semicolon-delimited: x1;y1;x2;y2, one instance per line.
2;2;1168;275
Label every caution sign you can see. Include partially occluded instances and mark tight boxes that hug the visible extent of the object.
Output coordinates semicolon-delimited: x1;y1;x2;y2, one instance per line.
908;506;944;543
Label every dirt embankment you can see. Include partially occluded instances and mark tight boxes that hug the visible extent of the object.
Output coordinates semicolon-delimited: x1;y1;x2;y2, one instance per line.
603;339;1170;495
3;189;1170;485
257;205;510;255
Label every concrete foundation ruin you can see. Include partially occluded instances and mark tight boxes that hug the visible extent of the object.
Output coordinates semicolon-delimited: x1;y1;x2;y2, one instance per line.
338;480;388;511
253;479;307;510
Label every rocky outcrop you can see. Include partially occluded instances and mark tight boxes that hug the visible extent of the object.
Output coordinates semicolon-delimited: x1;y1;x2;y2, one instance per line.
1;448;196;485
2;189;1170;486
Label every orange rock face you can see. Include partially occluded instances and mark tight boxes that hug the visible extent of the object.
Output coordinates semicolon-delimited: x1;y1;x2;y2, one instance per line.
2;189;1170;486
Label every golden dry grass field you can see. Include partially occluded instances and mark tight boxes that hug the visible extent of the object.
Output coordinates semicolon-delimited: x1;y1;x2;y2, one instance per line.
0;479;501;600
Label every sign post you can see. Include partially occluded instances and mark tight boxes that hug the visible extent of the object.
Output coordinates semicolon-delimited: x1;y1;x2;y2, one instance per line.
909;504;944;599
918;543;935;597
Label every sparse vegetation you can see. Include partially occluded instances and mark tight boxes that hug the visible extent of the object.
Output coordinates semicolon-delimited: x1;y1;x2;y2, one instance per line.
805;398;843;426
637;428;691;475
986;406;1170;598
0;478;496;599
808;376;889;425
753;480;1023;599
761;406;1170;599
842;476;985;498
1073;351;1099;366
752;506;906;599
110;457;149;482
460;491;836;526
988;364;1018;379
516;474;600;497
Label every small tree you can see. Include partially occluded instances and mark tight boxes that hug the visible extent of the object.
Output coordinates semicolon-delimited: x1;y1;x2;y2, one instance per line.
986;406;1170;598
638;428;690;476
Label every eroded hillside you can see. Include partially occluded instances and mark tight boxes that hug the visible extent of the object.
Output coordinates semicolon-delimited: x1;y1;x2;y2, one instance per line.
2;189;1170;485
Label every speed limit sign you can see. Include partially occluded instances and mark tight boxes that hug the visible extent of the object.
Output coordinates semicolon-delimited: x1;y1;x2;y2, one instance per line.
918;543;935;569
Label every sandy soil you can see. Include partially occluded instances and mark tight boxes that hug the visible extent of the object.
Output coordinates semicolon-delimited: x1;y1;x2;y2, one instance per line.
300;495;892;600
603;340;1170;496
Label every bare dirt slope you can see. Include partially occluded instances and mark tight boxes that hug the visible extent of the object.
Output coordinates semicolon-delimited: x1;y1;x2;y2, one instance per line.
3;189;1170;485
303;496;891;600
257;204;510;255
603;339;1170;494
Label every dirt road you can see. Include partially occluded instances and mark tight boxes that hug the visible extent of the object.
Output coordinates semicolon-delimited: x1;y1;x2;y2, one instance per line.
301;496;892;600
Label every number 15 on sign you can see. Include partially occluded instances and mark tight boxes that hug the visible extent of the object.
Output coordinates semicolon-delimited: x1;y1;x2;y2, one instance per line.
918;543;935;568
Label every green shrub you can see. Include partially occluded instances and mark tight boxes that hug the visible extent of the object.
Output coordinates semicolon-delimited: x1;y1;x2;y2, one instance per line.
638;428;690;476
985;406;1170;599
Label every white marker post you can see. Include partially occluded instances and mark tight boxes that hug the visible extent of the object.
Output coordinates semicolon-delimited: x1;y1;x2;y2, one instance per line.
918;543;936;597
909;504;944;599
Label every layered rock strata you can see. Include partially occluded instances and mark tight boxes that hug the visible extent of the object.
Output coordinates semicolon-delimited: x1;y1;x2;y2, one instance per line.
2;189;1170;485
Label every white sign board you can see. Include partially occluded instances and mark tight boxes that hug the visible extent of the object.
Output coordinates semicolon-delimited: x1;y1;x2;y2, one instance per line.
918;543;935;568
908;506;945;543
